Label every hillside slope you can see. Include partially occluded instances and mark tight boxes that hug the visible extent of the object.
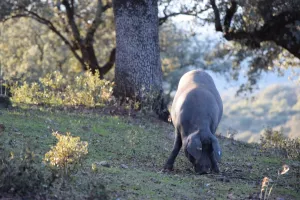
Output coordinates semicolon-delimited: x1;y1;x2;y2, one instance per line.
0;108;299;199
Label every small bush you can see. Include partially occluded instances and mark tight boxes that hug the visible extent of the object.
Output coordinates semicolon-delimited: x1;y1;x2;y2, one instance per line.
0;134;108;199
0;96;11;108
48;170;109;200
226;127;238;140
44;132;88;178
0;148;54;197
260;127;300;160
11;70;114;107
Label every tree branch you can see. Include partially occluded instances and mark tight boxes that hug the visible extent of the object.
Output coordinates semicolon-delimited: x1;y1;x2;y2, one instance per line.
99;48;116;79
210;0;300;58
225;11;300;40
159;7;210;26
3;1;114;76
224;11;300;57
103;2;112;12
71;0;75;14
85;0;103;42
62;0;82;45
223;1;237;33
210;0;223;32
2;10;85;67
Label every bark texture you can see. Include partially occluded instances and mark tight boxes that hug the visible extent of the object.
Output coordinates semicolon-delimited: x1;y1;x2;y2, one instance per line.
113;0;163;100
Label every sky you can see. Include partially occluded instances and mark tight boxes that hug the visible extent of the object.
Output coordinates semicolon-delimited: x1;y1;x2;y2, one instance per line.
209;68;300;97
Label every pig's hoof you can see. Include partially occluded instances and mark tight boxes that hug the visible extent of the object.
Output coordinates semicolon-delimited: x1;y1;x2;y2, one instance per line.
162;164;174;172
160;168;173;173
197;171;209;175
212;167;220;174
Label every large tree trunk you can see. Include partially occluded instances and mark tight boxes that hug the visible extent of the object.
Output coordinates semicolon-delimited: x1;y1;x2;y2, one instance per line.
112;0;169;121
113;0;162;98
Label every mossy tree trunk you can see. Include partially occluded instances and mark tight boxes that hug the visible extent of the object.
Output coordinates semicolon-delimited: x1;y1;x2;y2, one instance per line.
112;0;169;121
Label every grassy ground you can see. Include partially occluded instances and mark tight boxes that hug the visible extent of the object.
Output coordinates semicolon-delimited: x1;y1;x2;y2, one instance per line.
0;107;299;199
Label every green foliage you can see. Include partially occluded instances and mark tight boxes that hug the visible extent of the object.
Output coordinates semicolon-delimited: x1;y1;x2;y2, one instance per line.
11;82;42;105
0;1;115;82
261;128;286;148
11;70;114;107
44;132;88;178
0;18;79;82
0;142;107;199
261;127;300;160
0;148;53;197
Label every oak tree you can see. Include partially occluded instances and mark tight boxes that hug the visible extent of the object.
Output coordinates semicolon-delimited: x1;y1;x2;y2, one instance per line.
113;0;169;120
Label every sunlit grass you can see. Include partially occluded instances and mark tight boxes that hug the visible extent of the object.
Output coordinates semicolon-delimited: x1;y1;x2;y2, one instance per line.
0;108;299;199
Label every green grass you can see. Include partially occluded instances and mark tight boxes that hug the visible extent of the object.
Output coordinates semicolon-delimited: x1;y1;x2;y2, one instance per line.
0;108;299;199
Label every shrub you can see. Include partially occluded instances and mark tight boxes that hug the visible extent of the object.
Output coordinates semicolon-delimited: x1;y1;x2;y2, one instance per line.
44;132;88;178
48;171;109;200
10;70;114;107
0;96;11;108
10;82;42;105
43;132;109;199
0;148;54;197
226;127;238;140
260;127;300;160
0;135;108;199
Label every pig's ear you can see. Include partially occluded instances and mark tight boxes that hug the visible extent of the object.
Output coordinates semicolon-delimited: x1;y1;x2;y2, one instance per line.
186;134;202;160
210;134;221;162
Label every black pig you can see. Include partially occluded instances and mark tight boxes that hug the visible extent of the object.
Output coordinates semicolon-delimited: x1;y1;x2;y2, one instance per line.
164;70;222;174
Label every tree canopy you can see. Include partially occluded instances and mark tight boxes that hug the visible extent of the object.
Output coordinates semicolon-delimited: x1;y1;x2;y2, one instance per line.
1;0;300;94
159;0;300;93
1;0;115;79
